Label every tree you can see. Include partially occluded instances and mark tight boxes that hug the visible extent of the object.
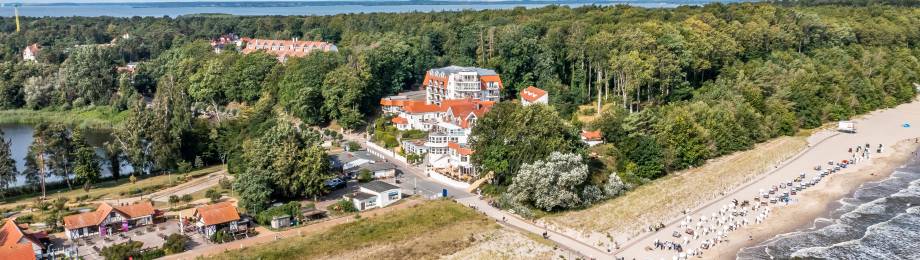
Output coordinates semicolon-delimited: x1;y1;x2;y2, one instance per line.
115;99;153;176
33;123;75;190
277;52;342;125
72;129;101;191
205;189;221;203
103;141;123;180
506;152;600;211
357;169;372;183
100;240;144;260
322;64;369;130
234;167;273;213
162;234;190;254
223;51;277;102
470;102;584;186
59;45;119;105
0;129;16;198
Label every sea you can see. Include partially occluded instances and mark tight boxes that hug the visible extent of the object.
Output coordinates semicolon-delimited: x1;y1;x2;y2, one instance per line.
738;150;920;259
0;0;748;17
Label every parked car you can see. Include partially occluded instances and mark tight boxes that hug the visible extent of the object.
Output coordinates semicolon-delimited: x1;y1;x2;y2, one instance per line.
325;178;346;190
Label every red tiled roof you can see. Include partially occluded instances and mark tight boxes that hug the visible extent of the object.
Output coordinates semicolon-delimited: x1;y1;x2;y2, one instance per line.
117;201;155;219
241;38;336;59
448;142;474;156
0;243;35;260
521;86;547;103
581;130;603;141
403;102;443;114
194;202;241;226
0;220;25;247
480;75;503;90
422;73;448;90
391;117;408;125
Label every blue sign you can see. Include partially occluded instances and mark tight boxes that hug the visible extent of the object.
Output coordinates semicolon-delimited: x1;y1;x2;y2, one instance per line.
442;189;448;197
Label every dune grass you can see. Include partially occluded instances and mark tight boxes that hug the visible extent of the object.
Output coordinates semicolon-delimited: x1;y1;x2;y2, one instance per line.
0;106;129;129
213;199;498;260
546;135;808;239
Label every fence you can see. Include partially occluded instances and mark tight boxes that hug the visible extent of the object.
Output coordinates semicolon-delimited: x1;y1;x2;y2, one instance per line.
364;141;408;163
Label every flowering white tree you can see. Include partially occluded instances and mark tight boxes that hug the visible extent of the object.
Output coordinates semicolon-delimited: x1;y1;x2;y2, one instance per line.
604;172;628;196
507;152;592;211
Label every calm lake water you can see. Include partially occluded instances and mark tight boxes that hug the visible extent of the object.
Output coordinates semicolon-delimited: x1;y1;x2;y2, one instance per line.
0;123;132;187
0;1;737;18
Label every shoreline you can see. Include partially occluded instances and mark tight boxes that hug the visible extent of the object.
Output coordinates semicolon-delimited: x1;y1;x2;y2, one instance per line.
709;140;920;259
0;108;125;130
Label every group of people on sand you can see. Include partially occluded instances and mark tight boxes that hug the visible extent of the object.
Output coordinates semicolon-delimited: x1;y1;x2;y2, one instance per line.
641;142;885;260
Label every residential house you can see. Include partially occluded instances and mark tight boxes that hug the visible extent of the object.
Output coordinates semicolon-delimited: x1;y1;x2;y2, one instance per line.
116;62;139;74
192;202;246;238
0;219;48;259
581;130;604;147
210;33;241;53
0;244;36;260
520;86;548;106
422;66;502;104
346;161;397;178
241;38;338;63
63;201;155;240
345;181;402;211
22;44;41;62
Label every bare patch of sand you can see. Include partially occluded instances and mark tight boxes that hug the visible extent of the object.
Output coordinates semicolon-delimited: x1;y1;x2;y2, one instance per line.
442;228;564;260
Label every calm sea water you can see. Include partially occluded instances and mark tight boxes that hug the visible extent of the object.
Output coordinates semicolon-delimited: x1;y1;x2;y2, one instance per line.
0;1;729;17
738;151;920;259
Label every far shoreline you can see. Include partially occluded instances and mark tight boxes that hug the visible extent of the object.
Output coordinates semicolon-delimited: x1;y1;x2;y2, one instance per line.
710;140;920;259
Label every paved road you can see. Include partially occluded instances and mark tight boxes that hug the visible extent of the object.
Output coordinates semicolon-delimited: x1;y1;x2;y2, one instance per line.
357;138;603;259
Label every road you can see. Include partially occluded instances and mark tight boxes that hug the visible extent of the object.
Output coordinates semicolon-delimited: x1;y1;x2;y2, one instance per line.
357;138;607;259
100;169;229;205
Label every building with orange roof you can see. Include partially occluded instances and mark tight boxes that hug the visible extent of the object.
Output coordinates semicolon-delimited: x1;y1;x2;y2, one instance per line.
422;66;502;104
241;38;337;63
0;219;47;258
520;86;548;106
581;130;604;147
62;201;155;240
190;202;246;238
0;243;36;260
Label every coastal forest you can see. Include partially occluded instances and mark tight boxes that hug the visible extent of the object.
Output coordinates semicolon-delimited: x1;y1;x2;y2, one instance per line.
0;2;919;212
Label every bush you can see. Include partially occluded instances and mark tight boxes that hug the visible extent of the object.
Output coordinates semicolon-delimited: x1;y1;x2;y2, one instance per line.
205;189;222;203
357;169;373;183
346;141;361;151
180;194;193;203
168;195;180;205
177;160;192;173
331;199;358;213
210;230;232;243
255;202;301;226
100;240;144;260
16;214;33;224
162;234;190;254
401;129;428;140
219;177;232;189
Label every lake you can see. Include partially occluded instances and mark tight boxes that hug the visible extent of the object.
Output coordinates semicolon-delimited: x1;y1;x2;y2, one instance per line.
0;123;133;187
0;1;744;18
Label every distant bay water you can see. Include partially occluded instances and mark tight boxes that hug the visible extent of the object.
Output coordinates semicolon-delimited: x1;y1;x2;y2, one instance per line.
0;1;749;17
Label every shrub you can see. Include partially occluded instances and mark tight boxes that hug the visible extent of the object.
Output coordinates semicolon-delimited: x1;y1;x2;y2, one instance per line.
180;194;193;203
100;240;143;260
346;141;361;151
177;160;192;173
162;234;190;254
210;230;232;243
205;189;221;203
331;199;357;213
357;169;373;183
218;177;232;189
168;195;180;205
255;202;301;226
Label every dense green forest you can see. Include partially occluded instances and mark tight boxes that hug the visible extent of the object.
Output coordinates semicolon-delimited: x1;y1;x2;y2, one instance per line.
1;3;919;211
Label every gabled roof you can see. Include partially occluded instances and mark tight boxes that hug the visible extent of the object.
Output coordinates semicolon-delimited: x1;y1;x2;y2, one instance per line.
361;181;400;193
0;243;35;260
521;86;547;102
423;66;502;90
403;101;443;114
448;142;475;156
391;117;408;125
117;202;155;219
581;130;603;141
241;38;337;59
64;203;119;230
479;75;503;90
194;202;241;226
0;219;41;248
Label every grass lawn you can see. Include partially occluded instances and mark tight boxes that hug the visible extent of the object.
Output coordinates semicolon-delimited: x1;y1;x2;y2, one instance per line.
0;165;223;209
545;135;808;239
0;106;130;129
212;199;499;260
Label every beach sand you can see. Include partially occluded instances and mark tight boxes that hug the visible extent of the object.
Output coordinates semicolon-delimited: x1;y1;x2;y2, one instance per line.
708;140;920;260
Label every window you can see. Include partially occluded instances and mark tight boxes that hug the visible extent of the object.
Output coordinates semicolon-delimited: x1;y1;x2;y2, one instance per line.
388;191;400;200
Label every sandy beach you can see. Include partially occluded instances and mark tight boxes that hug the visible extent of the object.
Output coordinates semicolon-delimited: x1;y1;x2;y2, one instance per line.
616;99;920;259
708;140;920;259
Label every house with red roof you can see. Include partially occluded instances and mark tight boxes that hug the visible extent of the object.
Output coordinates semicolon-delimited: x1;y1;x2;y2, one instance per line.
62;201;155;240
520;86;548;106
581;130;604;147
422;66;502;104
0;219;48;259
191;202;246;238
241;38;337;63
22;44;41;62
